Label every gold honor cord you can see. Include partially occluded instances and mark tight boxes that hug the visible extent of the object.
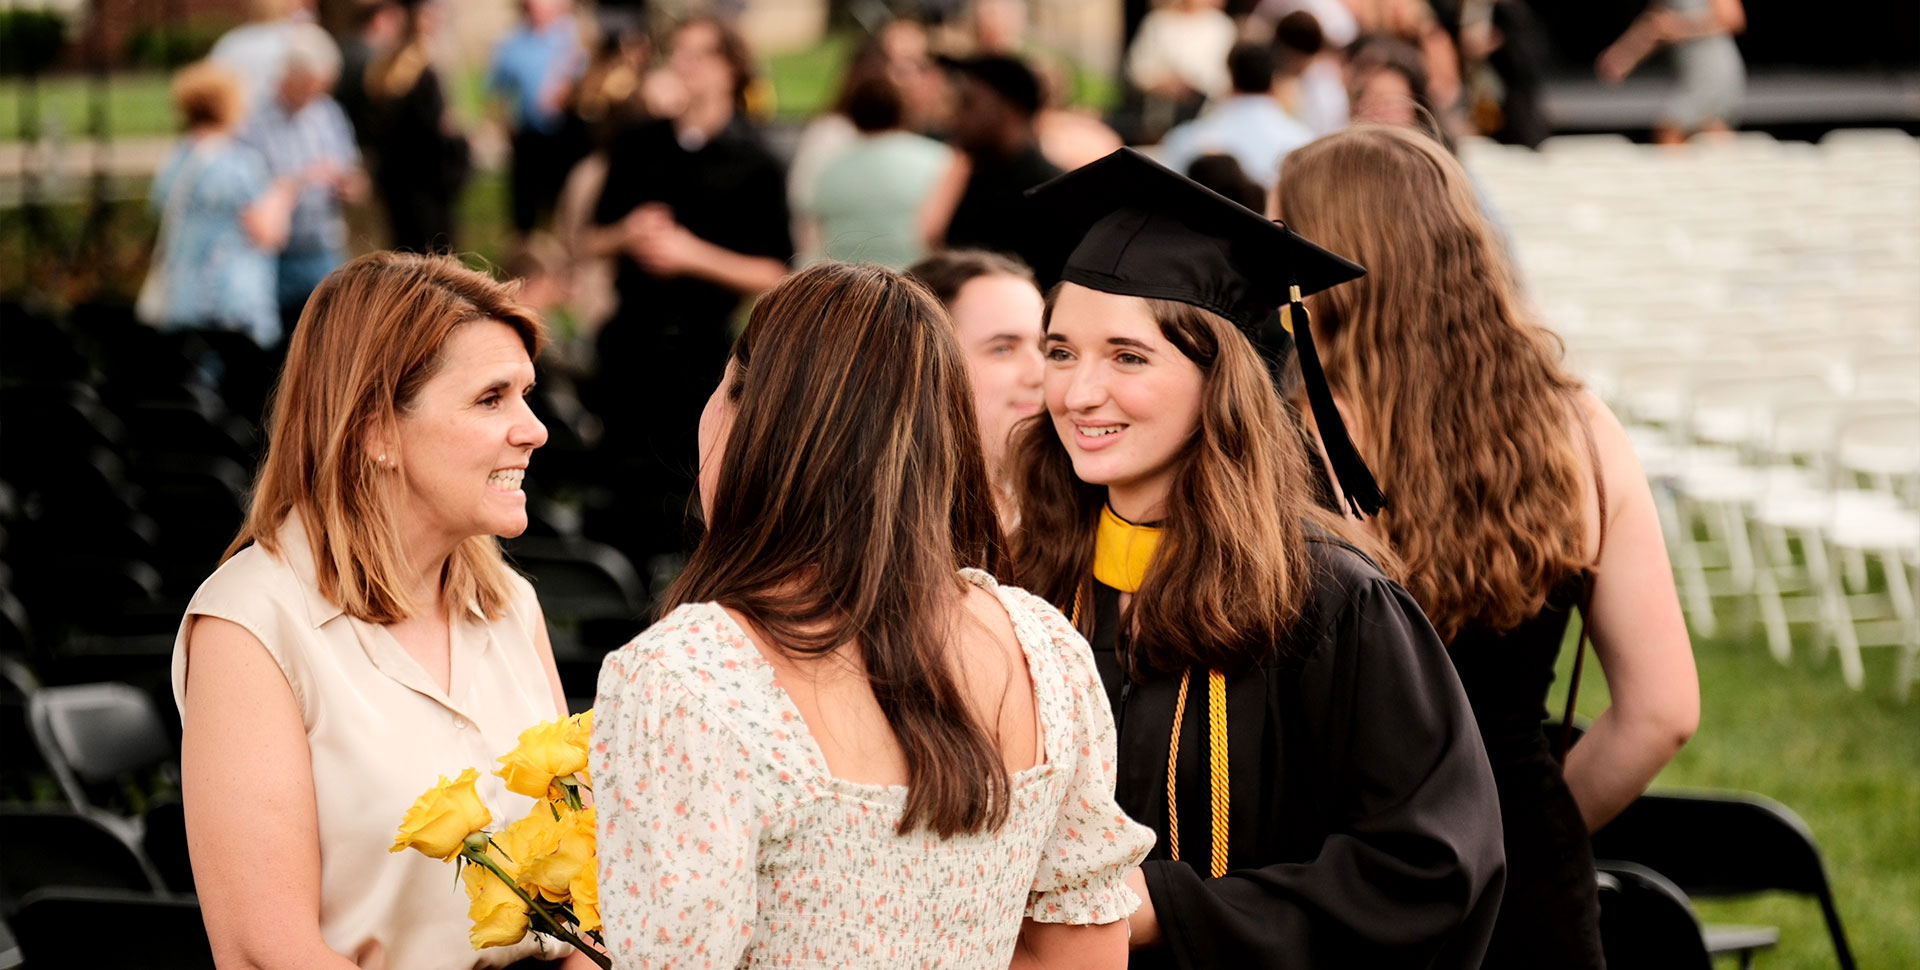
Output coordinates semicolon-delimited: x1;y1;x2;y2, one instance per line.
1205;669;1229;878
1166;668;1231;879
1083;509;1230;878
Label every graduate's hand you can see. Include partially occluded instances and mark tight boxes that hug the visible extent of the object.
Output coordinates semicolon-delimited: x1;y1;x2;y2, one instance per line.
1124;867;1161;950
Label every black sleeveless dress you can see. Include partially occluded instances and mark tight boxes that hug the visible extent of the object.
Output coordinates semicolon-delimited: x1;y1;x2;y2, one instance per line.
1446;574;1606;970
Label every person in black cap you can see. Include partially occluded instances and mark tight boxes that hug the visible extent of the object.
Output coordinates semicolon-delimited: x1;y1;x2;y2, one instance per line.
938;54;1062;273
1009;147;1504;969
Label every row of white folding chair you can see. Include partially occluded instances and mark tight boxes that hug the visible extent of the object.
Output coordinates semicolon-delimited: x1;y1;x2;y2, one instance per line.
1537;293;1918;341
1504;224;1917;267
1537;297;1914;334
1746;410;1920;699
1635;396;1920;698
1472;128;1920;166
1509;236;1917;271
1569;343;1920;419
1483;158;1916;197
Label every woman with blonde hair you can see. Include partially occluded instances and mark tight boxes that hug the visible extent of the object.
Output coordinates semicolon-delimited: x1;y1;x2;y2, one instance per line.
173;252;597;969
1274;124;1699;970
1012;148;1503;968
140;60;295;346
592;262;1152;968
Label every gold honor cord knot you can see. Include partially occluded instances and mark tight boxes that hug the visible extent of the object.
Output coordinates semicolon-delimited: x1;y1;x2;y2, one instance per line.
1166;668;1231;879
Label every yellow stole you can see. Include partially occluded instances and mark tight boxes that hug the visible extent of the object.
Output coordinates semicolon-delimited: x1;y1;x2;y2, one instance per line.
1094;504;1160;593
1089;506;1231;879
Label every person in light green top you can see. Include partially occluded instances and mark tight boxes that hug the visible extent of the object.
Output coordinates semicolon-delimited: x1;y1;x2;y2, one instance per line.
806;73;960;269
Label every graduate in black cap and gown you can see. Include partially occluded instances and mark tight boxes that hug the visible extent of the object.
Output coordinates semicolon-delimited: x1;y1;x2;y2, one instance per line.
1009;148;1505;970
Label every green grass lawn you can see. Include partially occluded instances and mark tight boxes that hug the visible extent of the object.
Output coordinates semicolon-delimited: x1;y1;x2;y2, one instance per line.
0;72;178;140
0;36;884;144
1551;614;1920;968
2;35;1107;141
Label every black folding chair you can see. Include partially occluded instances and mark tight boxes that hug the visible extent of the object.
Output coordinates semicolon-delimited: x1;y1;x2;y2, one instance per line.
131;454;250;597
1592;790;1855;970
506;535;650;624
142;798;195;894
0;910;21;970
1595;861;1715;970
27;681;178;839
0;805;164;914
0;655;50;804
12;888;213;969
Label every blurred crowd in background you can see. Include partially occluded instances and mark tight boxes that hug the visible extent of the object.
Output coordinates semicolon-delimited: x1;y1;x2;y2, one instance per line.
101;0;1753;594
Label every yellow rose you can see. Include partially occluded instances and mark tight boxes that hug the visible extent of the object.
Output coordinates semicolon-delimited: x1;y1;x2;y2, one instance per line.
570;859;600;935
461;857;530;948
391;768;492;861
566;709;594;749
496;718;590;800
495;806;561;867
519;805;597;904
567;710;594;790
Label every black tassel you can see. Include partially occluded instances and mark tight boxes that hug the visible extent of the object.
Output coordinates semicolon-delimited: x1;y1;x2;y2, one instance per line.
1285;285;1386;517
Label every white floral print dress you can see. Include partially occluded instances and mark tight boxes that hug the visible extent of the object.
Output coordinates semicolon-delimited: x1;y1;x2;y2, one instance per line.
592;569;1155;969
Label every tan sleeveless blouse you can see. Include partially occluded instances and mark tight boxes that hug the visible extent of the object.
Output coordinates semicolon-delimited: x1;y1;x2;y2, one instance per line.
171;514;567;969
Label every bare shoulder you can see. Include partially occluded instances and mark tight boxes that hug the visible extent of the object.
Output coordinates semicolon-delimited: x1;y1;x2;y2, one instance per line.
1572;388;1648;489
180;614;299;716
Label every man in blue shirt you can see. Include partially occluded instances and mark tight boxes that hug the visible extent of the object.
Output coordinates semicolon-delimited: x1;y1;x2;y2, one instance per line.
238;22;365;333
1157;42;1314;192
488;0;586;238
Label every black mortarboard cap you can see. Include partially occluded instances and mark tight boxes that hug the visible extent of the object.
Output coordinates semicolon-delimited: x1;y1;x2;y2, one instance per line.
1024;147;1386;516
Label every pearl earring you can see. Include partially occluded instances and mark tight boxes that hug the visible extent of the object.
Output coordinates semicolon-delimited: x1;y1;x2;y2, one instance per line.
377;454;388;464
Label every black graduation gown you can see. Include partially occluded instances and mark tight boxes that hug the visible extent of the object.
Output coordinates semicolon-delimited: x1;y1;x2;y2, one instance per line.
1088;536;1506;970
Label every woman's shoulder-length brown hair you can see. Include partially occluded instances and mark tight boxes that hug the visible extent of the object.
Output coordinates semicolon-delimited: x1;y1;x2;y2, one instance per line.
225;251;548;625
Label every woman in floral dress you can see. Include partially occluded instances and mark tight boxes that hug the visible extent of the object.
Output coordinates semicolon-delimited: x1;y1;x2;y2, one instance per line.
592;262;1154;968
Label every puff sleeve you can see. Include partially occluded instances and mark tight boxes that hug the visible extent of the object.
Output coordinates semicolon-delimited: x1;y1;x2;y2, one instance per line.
1014;589;1156;925
593;638;764;968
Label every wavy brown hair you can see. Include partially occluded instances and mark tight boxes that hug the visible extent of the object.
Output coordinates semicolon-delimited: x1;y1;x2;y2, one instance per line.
1010;292;1368;677
1275;125;1588;642
227;251;547;624
662;262;1013;838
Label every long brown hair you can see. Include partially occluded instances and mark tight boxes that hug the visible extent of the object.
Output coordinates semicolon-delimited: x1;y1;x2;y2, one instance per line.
1275;125;1588;642
662;262;1012;838
226;252;547;624
1011;293;1362;676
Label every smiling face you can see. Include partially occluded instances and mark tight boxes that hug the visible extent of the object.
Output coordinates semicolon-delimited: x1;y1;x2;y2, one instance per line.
949;273;1046;480
1044;283;1205;521
388;320;548;554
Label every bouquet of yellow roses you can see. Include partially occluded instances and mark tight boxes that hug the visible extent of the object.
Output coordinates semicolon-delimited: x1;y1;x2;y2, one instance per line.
391;709;609;969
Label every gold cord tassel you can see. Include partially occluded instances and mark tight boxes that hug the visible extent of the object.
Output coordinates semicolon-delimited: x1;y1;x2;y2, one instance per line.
1166;670;1190;864
1206;670;1229;878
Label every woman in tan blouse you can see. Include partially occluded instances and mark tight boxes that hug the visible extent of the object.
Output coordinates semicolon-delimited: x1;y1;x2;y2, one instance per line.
172;252;599;969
